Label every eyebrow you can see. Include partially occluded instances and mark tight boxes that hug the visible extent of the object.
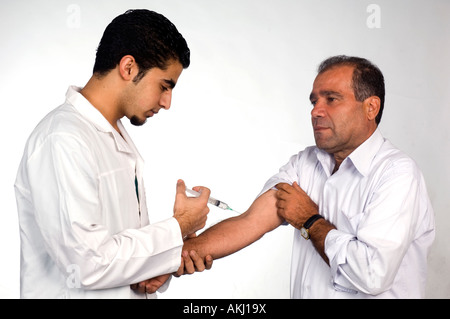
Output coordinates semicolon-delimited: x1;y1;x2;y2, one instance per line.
163;79;176;89
309;90;343;101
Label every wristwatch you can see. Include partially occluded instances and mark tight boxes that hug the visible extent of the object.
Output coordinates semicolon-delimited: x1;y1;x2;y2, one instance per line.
300;214;324;240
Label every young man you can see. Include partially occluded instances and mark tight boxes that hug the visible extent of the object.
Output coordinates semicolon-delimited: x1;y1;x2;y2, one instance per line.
15;9;211;299
146;55;435;298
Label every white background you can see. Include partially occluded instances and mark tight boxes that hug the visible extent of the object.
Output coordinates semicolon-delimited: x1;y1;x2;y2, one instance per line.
1;0;449;298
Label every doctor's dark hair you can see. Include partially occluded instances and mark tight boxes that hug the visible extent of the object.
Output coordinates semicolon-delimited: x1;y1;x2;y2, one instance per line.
93;9;190;82
318;55;385;125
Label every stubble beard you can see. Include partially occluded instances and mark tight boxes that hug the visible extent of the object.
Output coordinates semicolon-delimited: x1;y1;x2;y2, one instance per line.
130;115;147;127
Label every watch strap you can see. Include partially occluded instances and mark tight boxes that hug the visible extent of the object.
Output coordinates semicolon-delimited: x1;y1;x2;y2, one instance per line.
303;214;324;229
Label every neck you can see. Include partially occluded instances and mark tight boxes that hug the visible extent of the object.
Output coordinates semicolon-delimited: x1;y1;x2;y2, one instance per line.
331;150;350;174
331;126;377;174
80;74;124;132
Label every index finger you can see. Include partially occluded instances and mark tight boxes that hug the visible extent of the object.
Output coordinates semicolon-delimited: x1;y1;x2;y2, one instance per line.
193;186;211;203
174;257;185;277
189;250;206;272
275;183;294;193
182;250;195;274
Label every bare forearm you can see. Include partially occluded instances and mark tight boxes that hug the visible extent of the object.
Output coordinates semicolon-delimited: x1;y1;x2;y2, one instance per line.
183;190;283;260
309;218;336;265
183;214;257;259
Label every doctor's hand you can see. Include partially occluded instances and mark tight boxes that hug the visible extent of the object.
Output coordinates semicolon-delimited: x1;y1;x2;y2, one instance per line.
275;182;319;229
130;245;213;294
130;273;171;294
175;233;213;277
173;179;211;238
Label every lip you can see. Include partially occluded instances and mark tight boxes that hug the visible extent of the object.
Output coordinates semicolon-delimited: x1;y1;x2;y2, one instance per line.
147;110;159;117
313;126;329;131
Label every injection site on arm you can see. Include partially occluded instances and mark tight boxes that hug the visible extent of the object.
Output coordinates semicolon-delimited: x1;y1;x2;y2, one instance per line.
182;189;283;260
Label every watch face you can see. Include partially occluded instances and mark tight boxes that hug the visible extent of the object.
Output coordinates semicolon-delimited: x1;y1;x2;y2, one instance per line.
300;227;309;240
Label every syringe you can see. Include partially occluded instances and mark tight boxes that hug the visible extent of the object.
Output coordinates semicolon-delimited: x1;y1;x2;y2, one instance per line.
185;188;234;211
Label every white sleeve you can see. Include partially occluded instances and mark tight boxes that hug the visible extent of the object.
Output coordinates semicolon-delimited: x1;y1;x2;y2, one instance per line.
258;152;302;197
26;133;183;290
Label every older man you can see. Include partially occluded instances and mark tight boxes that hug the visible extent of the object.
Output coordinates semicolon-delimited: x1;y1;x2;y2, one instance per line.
143;55;435;298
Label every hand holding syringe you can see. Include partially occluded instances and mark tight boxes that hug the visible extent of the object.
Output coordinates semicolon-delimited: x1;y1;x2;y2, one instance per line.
186;188;239;214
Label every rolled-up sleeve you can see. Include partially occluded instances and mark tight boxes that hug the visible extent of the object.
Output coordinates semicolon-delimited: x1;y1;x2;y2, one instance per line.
258;152;302;196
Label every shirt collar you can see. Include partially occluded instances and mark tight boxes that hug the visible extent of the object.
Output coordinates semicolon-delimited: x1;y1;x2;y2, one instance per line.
65;86;134;154
315;148;335;178
347;128;385;177
66;86;112;133
314;128;385;177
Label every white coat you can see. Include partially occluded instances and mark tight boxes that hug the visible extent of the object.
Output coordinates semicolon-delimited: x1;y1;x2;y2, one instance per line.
14;86;183;298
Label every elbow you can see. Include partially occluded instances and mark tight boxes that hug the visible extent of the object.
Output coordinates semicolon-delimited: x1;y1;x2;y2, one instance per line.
65;262;121;290
352;273;394;296
360;282;390;296
65;263;104;290
333;267;394;296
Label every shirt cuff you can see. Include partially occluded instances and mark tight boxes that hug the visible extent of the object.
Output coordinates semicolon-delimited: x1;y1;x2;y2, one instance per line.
156;216;184;252
325;229;355;265
164;216;183;244
142;217;184;273
324;229;358;290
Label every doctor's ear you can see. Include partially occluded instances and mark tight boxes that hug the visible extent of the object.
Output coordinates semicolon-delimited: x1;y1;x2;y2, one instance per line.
118;55;138;81
364;96;381;122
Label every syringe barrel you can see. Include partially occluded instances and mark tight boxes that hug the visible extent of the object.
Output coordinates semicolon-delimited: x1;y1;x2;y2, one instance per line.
208;198;230;210
208;198;220;207
217;201;230;210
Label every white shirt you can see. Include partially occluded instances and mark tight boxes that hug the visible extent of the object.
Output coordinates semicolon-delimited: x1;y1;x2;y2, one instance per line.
260;129;435;298
14;86;183;298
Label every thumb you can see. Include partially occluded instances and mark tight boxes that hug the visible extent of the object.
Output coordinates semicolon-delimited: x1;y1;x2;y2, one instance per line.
176;179;187;197
186;233;197;239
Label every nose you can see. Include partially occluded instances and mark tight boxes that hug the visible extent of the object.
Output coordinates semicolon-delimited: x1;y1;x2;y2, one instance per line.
159;91;172;110
311;99;326;119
